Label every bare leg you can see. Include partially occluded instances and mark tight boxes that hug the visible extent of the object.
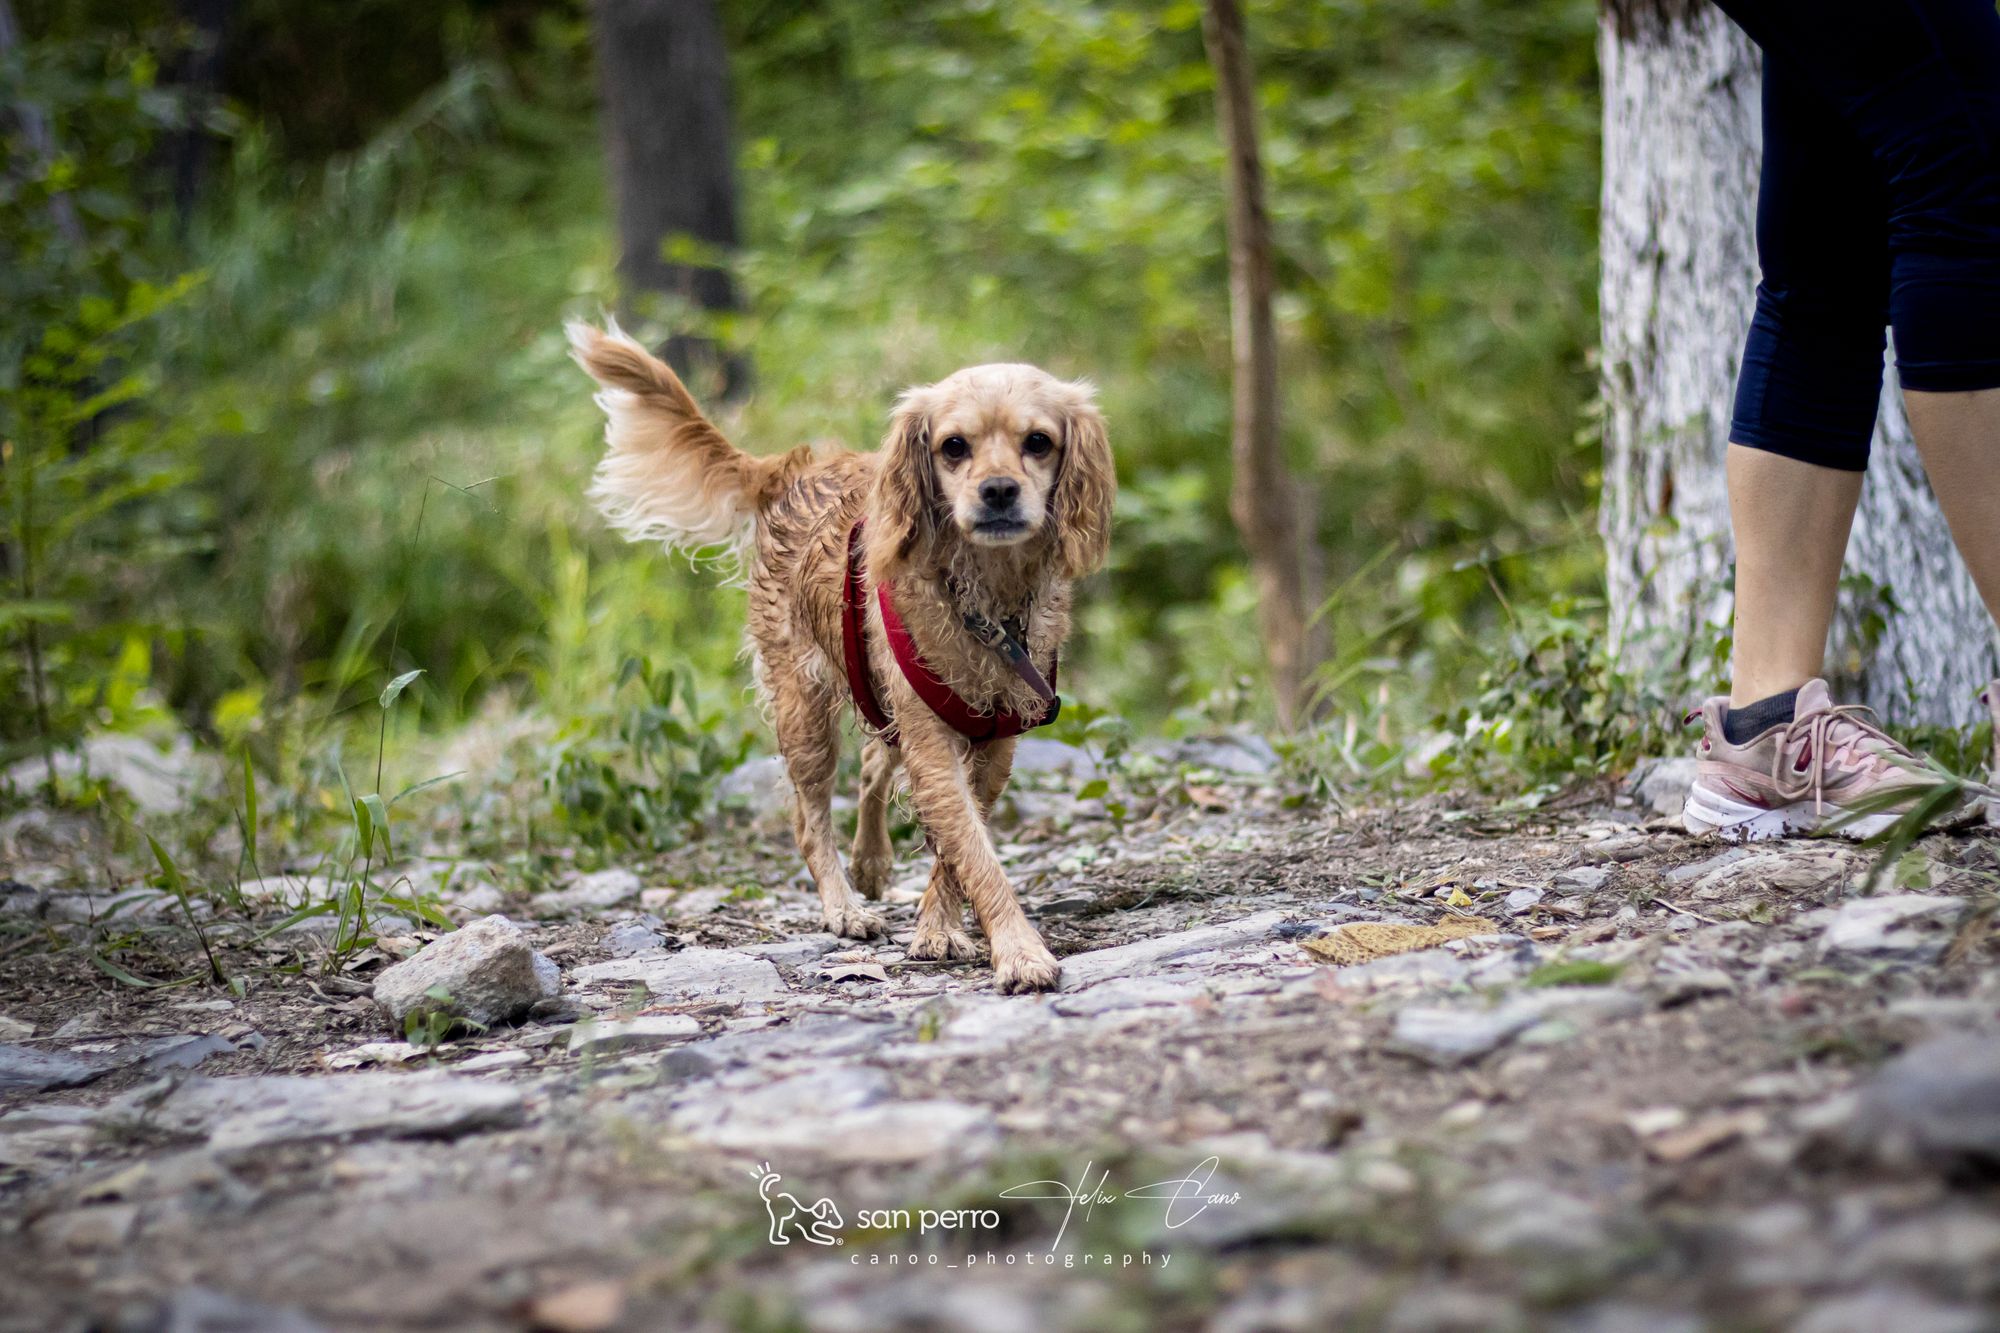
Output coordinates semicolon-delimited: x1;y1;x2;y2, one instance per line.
1726;443;1864;706
909;738;1015;963
772;675;883;940
850;739;899;901
897;717;1056;992
1903;387;2000;626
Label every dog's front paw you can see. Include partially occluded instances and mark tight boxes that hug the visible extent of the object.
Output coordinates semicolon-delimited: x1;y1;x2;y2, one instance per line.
823;900;886;940
992;938;1061;994
908;922;981;962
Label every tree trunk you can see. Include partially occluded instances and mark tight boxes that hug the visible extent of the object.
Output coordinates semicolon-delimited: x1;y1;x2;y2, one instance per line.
1201;0;1323;732
1598;0;1996;727
165;0;233;225
591;0;744;397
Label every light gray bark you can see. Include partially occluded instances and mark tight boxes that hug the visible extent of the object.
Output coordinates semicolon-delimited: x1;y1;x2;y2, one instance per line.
1598;0;1997;727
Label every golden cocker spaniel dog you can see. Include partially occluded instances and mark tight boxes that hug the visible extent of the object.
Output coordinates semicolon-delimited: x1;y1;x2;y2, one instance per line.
570;324;1113;993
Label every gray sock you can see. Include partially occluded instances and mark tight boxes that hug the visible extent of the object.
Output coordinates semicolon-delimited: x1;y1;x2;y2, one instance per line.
1723;688;1799;744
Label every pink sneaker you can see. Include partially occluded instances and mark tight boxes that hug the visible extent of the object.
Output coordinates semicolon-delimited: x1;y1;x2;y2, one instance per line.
1681;679;1950;841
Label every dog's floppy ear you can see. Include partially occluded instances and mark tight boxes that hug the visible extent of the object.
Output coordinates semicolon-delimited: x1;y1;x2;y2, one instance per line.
868;385;938;578
1053;384;1115;578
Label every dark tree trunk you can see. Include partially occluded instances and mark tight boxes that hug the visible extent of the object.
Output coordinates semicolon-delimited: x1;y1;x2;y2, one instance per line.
591;0;744;398
165;0;234;225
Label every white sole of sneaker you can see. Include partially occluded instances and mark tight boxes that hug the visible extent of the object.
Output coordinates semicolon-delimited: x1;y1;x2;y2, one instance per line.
1681;785;1902;842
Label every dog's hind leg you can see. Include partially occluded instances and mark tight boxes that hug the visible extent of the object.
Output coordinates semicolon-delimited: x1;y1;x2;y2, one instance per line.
773;673;884;941
909;739;1014;963
849;738;899;901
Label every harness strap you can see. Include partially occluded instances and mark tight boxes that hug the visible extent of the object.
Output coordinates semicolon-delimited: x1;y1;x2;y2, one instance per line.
842;521;897;739
841;519;1060;747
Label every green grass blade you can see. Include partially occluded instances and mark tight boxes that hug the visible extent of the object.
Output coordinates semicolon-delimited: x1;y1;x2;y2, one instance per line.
379;668;426;708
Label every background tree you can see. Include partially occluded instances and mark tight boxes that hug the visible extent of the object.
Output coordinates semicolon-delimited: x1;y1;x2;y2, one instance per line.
590;0;742;394
1598;0;1997;726
1201;0;1323;731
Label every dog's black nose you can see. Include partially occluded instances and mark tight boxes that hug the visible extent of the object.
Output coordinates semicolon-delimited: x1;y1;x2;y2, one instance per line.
979;477;1021;510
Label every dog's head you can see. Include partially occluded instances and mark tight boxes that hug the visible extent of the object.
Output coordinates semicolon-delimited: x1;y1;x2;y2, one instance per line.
871;364;1113;580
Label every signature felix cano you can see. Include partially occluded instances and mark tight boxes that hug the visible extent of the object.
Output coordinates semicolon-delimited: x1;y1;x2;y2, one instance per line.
998;1156;1241;1254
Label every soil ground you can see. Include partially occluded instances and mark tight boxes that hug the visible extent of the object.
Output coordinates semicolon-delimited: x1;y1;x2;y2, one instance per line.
2;753;1998;1332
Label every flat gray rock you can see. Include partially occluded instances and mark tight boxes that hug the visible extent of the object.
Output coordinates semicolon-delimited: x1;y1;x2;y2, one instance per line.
1334;949;1472;992
142;1286;330;1333
1392;988;1644;1067
2;733;212;816
0;1043;106;1094
1792;1287;1988;1333
1555;865;1613;892
1843;1034;2000;1171
1626;756;1698;816
1446;1178;1610;1260
1159;731;1279;776
666;1066;995;1163
1821;894;1968;963
1391;1005;1541;1067
1050;975;1205;1017
1009;737;1102;781
0;1033;233;1094
568;1014;702;1056
372;914;560;1029
537;867;642;915
1058;910;1289;991
601;920;666;956
715;755;791;823
0;1104;102;1165
571;947;789;1005
102;1072;524;1153
739;934;842;968
872;999;1056;1061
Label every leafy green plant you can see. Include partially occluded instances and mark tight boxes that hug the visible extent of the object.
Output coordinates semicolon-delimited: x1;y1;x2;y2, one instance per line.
404;984;489;1048
1525;959;1623;988
545;656;749;854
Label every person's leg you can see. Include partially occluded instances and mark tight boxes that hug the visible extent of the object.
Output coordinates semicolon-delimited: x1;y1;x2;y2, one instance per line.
1720;53;1888;716
1871;1;2000;628
1733;0;2000;631
1903;388;2000;626
1725;446;1863;708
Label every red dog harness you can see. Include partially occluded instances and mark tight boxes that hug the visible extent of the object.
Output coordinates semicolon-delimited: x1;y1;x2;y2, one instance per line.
842;520;1059;747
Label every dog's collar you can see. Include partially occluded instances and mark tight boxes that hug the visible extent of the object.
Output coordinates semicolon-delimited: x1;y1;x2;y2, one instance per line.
842;520;1060;747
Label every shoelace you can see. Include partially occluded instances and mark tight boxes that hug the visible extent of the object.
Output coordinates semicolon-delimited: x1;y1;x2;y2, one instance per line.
1767;704;1912;814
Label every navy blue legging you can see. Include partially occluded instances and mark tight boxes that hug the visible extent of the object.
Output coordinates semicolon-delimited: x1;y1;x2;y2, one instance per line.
1716;0;2000;471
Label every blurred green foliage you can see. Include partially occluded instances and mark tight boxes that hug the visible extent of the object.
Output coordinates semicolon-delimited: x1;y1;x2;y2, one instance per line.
4;0;1606;786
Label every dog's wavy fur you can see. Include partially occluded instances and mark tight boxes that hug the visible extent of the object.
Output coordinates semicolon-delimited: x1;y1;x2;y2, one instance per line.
570;322;1113;992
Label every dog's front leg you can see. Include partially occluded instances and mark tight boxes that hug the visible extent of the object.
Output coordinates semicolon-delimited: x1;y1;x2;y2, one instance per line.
909;737;1015;964
897;715;1057;993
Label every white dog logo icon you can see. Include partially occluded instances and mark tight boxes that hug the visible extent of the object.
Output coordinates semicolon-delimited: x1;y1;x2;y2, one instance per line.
751;1162;843;1246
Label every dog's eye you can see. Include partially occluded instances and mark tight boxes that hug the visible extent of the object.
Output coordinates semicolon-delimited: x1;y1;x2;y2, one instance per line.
1023;431;1054;457
939;436;971;462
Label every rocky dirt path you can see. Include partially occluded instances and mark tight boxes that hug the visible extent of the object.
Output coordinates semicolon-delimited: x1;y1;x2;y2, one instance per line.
2;744;1998;1331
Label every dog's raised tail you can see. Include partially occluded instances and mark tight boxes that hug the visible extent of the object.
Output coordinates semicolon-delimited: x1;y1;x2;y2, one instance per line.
569;321;772;560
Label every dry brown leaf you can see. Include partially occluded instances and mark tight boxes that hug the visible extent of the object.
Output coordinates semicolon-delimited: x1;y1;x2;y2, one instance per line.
1301;916;1501;966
